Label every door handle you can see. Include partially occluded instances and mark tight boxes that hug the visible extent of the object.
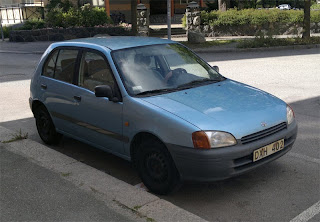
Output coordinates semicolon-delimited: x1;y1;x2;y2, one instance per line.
41;84;47;89
74;95;81;101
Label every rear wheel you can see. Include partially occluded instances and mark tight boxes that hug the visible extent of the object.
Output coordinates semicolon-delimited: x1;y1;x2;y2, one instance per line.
35;106;61;145
136;138;181;195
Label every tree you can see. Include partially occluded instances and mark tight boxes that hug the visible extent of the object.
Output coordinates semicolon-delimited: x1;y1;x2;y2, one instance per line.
131;0;137;35
302;0;311;39
218;0;230;11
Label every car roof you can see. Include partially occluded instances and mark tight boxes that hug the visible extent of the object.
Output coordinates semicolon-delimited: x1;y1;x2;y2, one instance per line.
58;36;174;51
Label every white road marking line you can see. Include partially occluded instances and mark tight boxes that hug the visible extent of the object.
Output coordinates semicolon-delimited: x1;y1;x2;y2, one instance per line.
288;152;320;164
290;201;320;222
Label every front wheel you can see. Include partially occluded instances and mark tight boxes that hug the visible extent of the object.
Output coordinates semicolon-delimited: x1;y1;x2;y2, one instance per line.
35;106;61;145
136;139;181;195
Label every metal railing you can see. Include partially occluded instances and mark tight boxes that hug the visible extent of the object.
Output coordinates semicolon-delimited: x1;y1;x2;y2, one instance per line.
0;2;44;25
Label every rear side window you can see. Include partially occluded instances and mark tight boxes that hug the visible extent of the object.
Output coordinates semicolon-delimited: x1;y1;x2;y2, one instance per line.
54;49;78;84
43;50;58;78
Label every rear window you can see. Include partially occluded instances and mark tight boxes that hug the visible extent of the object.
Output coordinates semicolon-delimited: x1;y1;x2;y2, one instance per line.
42;49;79;84
43;50;58;78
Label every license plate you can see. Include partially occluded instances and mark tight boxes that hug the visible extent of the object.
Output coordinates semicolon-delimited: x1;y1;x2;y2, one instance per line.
253;139;285;162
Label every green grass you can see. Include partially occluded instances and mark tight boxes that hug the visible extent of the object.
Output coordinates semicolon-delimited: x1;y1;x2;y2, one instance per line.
1;129;28;143
90;187;98;193
133;205;142;210
61;172;72;177
180;39;237;49
237;36;320;48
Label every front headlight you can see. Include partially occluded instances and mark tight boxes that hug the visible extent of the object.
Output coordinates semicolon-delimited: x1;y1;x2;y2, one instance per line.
286;105;295;125
192;131;237;149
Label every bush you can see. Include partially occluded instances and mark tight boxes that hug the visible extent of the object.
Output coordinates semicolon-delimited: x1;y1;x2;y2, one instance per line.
19;18;46;30
311;3;320;10
46;0;73;13
79;5;112;27
1;26;13;38
45;4;112;28
45;7;65;27
62;8;79;27
201;8;320;27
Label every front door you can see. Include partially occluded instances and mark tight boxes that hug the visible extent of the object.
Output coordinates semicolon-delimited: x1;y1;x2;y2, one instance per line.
70;49;124;154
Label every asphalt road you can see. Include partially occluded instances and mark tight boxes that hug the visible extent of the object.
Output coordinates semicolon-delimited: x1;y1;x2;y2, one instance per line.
0;47;319;222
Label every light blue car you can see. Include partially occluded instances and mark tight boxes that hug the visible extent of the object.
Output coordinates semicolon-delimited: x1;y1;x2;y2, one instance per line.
30;37;297;194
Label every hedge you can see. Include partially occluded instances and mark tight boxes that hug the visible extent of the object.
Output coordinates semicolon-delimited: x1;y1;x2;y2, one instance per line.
201;9;320;27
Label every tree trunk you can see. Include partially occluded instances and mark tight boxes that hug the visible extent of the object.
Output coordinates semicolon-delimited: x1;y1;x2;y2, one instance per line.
218;0;229;11
302;0;311;39
131;0;137;35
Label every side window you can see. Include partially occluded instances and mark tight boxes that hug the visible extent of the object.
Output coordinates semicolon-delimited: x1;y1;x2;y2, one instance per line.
78;51;115;92
54;49;78;84
43;50;59;78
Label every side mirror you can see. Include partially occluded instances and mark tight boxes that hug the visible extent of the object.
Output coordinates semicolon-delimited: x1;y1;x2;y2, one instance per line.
95;85;119;102
212;65;219;73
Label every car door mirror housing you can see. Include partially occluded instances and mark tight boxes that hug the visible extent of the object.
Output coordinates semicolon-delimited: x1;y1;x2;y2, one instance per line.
95;85;114;100
212;65;219;73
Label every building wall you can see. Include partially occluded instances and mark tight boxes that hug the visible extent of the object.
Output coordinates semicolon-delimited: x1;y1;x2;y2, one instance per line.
0;0;48;7
108;0;199;23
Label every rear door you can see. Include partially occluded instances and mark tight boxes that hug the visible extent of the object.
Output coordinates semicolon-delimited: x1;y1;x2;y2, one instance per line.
40;48;80;134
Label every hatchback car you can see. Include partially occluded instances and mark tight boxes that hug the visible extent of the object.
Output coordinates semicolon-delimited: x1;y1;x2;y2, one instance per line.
30;37;297;194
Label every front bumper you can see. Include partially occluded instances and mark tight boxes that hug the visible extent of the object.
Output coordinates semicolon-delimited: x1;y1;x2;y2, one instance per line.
167;121;298;182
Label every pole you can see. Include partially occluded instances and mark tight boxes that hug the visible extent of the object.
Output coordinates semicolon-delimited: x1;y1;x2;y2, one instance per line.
105;0;110;16
167;0;171;40
0;13;4;41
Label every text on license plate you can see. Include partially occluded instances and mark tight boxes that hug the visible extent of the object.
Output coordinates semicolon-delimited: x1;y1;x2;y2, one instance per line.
253;139;285;162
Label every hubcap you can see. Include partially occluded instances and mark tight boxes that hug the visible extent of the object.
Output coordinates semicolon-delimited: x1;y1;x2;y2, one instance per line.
145;152;168;182
38;112;50;137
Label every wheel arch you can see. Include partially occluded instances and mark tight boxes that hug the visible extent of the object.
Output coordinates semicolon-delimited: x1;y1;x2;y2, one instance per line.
130;132;168;166
31;100;46;115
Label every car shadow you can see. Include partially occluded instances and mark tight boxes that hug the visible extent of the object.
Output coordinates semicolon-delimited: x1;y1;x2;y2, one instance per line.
0;96;318;198
0;117;141;186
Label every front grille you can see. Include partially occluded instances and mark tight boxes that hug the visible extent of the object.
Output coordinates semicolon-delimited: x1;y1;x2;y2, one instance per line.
241;122;287;144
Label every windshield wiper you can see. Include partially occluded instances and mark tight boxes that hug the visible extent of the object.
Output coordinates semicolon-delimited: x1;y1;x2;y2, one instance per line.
176;78;222;89
135;88;173;96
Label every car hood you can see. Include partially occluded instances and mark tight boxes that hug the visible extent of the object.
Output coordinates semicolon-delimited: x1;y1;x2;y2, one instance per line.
141;79;287;139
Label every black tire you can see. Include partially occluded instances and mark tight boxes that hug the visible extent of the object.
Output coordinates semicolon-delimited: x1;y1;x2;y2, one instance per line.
35;106;61;145
136;138;181;195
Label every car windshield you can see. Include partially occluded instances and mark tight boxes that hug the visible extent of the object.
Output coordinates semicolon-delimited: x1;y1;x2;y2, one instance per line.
111;43;225;96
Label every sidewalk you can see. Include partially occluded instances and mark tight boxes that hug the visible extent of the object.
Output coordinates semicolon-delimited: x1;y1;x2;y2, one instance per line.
0;147;145;222
1;33;319;55
0;126;206;222
0;40;54;54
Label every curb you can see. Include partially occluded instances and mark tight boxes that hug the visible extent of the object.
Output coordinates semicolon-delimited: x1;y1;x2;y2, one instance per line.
0;50;44;55
1;44;319;55
0;126;207;222
193;44;320;53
